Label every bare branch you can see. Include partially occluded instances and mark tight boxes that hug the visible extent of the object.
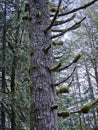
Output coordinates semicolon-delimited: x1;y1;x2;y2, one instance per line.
54;67;76;86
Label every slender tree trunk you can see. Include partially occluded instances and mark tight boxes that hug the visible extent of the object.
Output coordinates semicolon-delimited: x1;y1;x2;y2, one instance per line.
75;69;85;130
10;56;17;130
10;1;20;129
84;62;97;126
1;1;6;130
29;0;58;129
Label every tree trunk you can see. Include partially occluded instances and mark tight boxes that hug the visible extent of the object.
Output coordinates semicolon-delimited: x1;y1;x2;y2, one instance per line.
84;62;97;126
29;0;58;130
1;1;6;129
10;1;20;129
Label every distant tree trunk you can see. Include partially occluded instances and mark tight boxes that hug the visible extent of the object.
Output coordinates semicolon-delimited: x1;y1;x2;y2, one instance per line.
29;0;58;130
10;1;20;129
1;1;6;130
10;57;17;130
84;62;97;126
75;68;85;130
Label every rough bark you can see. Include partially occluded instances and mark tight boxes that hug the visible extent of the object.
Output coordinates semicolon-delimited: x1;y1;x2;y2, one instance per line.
29;0;58;130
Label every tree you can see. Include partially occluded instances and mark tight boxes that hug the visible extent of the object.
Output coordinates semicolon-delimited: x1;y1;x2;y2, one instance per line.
29;0;98;130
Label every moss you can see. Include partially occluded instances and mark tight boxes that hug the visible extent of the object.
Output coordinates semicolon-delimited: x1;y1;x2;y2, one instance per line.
31;64;38;69
79;103;92;114
38;86;43;90
51;104;58;110
56;87;69;94
79;98;98;114
58;111;70;117
73;54;81;63
52;41;63;46
28;81;33;89
50;7;65;12
43;44;51;53
24;3;29;12
22;15;32;21
36;11;42;17
72;23;81;30
49;63;61;71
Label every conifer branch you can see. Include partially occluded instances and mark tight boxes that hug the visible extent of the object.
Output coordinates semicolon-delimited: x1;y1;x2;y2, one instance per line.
50;0;98;17
51;17;86;39
53;14;76;26
54;67;76;86
45;0;62;33
57;54;81;71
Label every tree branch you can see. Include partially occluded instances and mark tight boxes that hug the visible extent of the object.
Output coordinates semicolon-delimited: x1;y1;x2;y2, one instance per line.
54;67;76;86
51;17;86;39
51;0;98;17
45;0;62;33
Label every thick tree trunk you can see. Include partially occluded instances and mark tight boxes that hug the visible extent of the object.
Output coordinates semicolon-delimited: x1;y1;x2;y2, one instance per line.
29;0;58;130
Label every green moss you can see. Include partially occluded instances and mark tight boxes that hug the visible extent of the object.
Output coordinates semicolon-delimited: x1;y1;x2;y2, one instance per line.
38;86;43;90
79;103;92;114
50;7;65;12
49;63;61;71
43;44;51;53
22;15;32;21
73;54;81;63
52;41;63;46
36;11;41;17
28;81;33;89
73;23;81;30
24;3;29;12
58;111;70;117
31;64;38;69
56;87;69;94
51;104;58;110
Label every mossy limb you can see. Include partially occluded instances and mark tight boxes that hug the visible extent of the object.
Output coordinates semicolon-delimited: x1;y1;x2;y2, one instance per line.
79;103;92;114
73;54;81;63
49;63;61;71
51;104;58;110
58;111;70;117
56;87;69;94
24;3;29;12
52;41;63;46
43;44;51;53
22;15;32;21
36;11;42;17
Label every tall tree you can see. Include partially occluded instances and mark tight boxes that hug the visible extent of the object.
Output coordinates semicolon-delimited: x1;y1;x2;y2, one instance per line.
29;0;58;129
1;1;6;129
29;0;98;130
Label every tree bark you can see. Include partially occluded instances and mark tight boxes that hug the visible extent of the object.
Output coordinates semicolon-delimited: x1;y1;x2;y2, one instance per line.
29;0;58;130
